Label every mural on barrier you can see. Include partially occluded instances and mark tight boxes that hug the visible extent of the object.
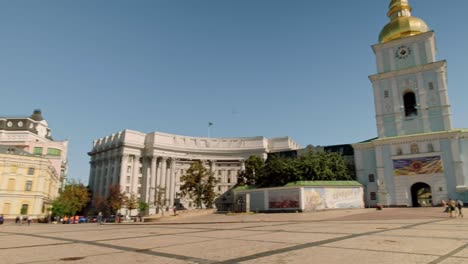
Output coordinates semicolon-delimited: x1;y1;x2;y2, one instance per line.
268;189;300;209
304;187;363;210
393;156;443;176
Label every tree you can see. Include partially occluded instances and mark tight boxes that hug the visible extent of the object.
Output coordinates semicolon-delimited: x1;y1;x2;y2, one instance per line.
153;185;167;214
295;151;351;181
138;201;149;215
240;151;351;188
237;155;265;186
180;161;218;208
93;195;110;216
51;182;90;217
124;193;139;214
107;184;125;215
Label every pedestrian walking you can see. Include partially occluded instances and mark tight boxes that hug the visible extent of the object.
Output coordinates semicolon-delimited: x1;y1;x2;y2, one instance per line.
19;215;23;225
0;214;4;225
27;215;32;225
449;199;457;217
97;212;103;225
457;199;464;218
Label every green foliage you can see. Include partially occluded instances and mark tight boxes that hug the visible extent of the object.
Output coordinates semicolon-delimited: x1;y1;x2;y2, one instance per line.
138;201;149;215
51;182;90;217
237;155;265;186
180;161;218;208
107;184;125;214
153;185;167;214
240;151;351;188
124;193;139;212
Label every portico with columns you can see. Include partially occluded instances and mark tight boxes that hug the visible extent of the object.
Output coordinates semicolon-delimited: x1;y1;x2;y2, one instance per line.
88;129;300;215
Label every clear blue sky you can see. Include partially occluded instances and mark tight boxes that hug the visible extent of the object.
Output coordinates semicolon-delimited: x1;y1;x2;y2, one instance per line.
1;0;467;184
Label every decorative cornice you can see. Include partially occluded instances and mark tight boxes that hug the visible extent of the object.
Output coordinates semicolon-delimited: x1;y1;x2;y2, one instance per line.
353;129;468;150
369;60;445;82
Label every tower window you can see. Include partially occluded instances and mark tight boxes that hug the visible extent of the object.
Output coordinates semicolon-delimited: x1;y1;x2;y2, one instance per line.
411;144;419;154
396;148;403;155
370;192;377;201
428;82;434;90
427;143;434;152
403;91;418;117
368;174;375;182
384;90;389;98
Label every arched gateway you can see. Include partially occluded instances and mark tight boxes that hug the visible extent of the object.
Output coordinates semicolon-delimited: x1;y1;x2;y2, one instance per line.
411;182;432;207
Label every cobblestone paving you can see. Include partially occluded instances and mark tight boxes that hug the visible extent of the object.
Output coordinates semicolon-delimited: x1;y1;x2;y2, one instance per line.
0;208;467;264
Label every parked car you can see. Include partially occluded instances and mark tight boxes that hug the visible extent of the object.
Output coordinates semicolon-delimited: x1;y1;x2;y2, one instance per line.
78;216;87;223
87;216;97;223
104;215;116;223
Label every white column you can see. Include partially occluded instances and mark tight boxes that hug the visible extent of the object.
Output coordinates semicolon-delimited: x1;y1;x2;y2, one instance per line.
169;159;176;207
119;154;128;188
141;157;149;202
131;155;140;195
113;155;119;184
160;157;167;204
150;157;157;204
165;158;171;206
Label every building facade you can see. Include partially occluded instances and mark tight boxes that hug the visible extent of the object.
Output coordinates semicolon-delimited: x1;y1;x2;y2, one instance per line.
353;0;468;207
0;110;69;189
0;146;60;220
88;129;300;215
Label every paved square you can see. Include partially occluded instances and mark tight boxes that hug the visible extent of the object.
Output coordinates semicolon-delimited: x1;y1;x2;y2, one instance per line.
1;208;467;263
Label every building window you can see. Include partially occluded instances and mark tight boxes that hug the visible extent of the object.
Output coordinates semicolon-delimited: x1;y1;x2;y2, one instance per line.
227;170;231;177
180;169;184;174
125;186;130;192
7;179;15;191
127;166;131;173
126;176;131;184
403;91;418;117
384;90;389;98
396;148;403;155
411;143;419;154
25;180;33;191
28;168;35;175
218;171;222;175
33;147;43;155
138;187;141;193
47;148;61;156
427;143;434;152
368;174;375;182
218;186;221;191
139;167;142;174
370;192;377;201
227;177;231;183
138;177;142;184
428;82;434;90
20;204;29;215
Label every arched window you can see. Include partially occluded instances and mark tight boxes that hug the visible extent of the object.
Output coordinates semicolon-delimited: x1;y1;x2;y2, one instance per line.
403;91;418;116
411;144;419;154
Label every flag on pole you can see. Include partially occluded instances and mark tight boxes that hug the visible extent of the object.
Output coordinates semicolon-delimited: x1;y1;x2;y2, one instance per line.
208;122;213;126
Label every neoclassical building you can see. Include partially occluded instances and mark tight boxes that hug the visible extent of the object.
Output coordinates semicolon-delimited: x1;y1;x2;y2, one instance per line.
88;129;300;214
0;146;60;220
0;110;69;189
353;0;468;207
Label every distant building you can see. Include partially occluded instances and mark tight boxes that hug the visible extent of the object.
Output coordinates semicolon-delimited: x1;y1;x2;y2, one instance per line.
0;146;60;220
0;110;69;189
88;129;300;215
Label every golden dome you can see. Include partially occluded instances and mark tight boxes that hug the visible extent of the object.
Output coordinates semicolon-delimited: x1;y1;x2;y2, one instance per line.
378;0;429;43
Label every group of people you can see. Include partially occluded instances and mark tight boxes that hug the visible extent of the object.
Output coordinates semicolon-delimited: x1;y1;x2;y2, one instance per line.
15;215;33;225
442;199;464;218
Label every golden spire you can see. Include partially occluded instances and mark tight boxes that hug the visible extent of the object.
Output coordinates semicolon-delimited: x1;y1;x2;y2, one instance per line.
379;0;429;43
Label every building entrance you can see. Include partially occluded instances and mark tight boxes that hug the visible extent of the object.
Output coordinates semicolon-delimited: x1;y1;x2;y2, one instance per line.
411;182;432;207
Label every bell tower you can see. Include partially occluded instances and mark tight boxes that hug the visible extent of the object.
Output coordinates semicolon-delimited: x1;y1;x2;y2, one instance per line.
370;0;452;138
